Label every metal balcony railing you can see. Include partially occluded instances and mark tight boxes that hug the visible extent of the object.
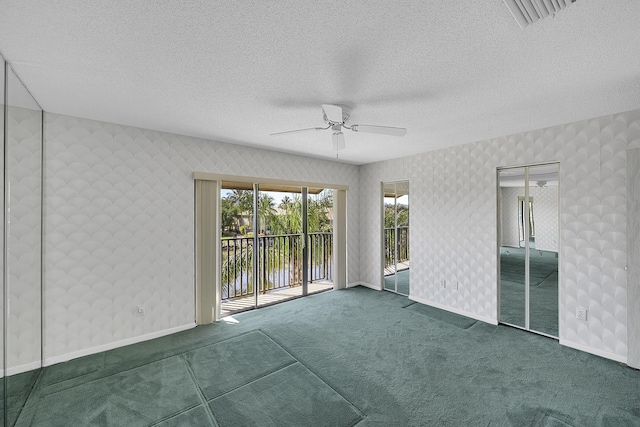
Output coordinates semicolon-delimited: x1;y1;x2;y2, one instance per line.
221;232;333;300
383;226;409;268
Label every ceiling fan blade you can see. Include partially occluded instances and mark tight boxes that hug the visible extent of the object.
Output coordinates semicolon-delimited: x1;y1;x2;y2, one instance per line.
270;127;326;136
322;104;343;124
351;124;407;137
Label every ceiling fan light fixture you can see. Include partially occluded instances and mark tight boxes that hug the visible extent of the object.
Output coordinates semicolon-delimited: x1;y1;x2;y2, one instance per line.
332;131;345;151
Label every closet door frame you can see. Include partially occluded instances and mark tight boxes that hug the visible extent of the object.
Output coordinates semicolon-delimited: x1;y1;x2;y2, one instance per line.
497;162;560;339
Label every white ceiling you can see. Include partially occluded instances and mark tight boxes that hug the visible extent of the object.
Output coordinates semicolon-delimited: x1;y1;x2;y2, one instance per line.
1;1;639;165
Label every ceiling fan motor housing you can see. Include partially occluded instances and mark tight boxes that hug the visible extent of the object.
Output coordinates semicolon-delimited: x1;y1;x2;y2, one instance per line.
323;104;351;125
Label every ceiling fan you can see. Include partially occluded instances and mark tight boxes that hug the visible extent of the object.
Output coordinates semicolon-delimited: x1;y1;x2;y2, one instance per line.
270;104;407;154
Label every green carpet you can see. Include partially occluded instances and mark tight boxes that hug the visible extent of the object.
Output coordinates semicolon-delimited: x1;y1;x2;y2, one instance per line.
7;287;640;426
184;330;296;399
29;357;202;426
209;363;364;427
403;302;478;329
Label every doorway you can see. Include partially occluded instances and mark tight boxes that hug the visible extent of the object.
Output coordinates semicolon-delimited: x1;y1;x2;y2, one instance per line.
219;182;334;316
498;164;559;338
382;181;410;296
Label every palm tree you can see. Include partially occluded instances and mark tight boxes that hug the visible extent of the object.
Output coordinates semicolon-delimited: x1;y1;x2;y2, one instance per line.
258;193;277;233
228;190;253;234
279;196;292;210
221;198;239;235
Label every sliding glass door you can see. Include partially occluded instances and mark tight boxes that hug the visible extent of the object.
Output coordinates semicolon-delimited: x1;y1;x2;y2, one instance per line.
498;164;559;337
220;182;333;316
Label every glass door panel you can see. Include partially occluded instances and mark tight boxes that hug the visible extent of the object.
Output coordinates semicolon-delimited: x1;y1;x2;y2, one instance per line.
498;168;527;329
256;186;302;308
528;164;559;337
220;183;255;316
220;183;335;316
307;189;334;295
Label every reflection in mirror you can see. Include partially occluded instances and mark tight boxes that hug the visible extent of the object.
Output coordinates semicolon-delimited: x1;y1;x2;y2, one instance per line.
528;165;559;337
498;165;559;338
382;181;409;296
499;168;527;329
518;196;534;248
1;55;5;427
5;63;43;426
383;183;397;291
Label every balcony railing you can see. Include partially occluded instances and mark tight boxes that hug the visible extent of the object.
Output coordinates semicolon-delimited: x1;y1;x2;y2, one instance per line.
384;226;409;268
221;232;333;300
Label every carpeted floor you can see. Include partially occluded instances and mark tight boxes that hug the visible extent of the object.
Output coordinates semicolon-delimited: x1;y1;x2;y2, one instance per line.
500;246;558;337
7;287;640;426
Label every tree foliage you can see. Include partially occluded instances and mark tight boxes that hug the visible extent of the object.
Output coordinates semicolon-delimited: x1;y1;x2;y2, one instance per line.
221;189;333;236
384;203;409;228
220;189;334;294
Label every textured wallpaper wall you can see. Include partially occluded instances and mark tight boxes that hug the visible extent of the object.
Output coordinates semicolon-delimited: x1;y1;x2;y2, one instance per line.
44;113;360;362
360;110;640;361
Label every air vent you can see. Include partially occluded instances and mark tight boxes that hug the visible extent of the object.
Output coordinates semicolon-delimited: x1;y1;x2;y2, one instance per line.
504;0;578;28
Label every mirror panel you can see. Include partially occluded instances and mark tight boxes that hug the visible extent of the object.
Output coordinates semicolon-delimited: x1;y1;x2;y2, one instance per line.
528;164;559;337
395;183;409;296
1;56;5;427
499;164;559;338
498;168;526;328
383;183;397;291
5;64;43;426
382;181;410;296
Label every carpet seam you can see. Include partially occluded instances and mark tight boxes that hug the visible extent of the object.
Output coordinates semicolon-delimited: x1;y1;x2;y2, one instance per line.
181;354;220;427
147;403;202;426
37;357;184;398
402;306;478;330
39;329;263;396
204;358;299;401
189;329;298;400
258;329;367;422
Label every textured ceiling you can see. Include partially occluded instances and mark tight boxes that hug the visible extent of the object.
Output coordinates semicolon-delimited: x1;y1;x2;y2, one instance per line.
1;1;639;165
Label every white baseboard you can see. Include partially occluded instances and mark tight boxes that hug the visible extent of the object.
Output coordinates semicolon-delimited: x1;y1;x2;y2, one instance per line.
559;338;627;364
43;323;197;367
348;281;382;291
2;360;43;377
408;295;498;325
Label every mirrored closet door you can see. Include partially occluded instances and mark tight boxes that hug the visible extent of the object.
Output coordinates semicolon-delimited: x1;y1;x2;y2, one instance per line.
3;61;44;427
498;164;559;338
382;181;409;296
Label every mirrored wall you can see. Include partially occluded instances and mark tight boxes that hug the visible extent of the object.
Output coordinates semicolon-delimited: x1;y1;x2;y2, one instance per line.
2;59;44;427
382;181;410;295
498;164;559;338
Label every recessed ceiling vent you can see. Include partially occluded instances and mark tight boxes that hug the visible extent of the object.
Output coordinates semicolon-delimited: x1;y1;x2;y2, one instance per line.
504;0;578;28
